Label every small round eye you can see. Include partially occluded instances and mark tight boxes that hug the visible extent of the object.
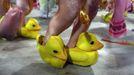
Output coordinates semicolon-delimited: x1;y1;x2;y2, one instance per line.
90;41;94;45
32;24;36;27
53;50;58;53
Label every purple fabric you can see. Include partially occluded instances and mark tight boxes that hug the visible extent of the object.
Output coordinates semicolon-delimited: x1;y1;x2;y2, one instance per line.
112;0;126;20
0;7;24;40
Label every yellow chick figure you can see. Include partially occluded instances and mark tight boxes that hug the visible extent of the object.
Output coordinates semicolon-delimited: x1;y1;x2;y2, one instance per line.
0;16;4;23
20;18;41;39
76;32;104;52
101;11;128;23
101;13;113;23
36;35;67;68
68;32;103;66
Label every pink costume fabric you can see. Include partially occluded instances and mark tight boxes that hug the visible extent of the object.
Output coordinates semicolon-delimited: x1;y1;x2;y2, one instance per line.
109;0;127;38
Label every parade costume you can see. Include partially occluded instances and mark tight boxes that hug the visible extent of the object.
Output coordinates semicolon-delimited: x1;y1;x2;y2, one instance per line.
0;0;33;40
36;0;104;68
108;0;127;38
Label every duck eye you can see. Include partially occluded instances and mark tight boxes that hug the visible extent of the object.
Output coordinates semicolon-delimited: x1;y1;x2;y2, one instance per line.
32;24;36;27
90;41;94;45
53;50;58;53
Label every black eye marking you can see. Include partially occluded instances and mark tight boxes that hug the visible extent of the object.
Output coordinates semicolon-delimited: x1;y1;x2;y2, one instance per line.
53;50;58;53
32;24;36;27
90;41;94;45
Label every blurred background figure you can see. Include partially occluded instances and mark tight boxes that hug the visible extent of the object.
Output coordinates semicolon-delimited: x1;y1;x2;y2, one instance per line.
39;0;47;18
39;0;57;19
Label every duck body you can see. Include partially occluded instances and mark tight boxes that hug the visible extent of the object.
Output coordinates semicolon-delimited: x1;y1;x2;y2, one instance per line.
20;27;40;39
68;47;98;66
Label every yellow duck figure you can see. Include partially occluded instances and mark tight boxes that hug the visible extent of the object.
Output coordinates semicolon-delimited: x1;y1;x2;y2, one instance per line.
36;32;103;68
101;13;113;23
101;11;128;23
0;16;4;22
76;32;104;52
19;18;41;39
36;35;67;68
68;32;104;66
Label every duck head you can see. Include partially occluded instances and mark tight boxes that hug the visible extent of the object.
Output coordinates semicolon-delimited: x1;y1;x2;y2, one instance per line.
36;35;67;68
25;18;41;31
76;32;104;51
